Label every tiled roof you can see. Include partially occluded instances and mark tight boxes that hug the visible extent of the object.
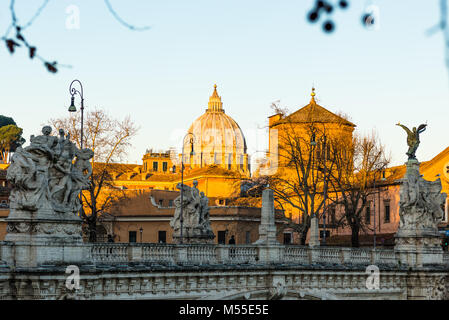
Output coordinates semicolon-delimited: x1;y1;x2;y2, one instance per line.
273;95;356;128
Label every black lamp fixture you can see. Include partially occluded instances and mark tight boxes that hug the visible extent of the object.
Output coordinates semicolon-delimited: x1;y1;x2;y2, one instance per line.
68;96;76;112
68;79;85;148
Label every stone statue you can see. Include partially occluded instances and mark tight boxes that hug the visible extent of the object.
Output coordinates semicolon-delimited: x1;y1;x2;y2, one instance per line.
170;181;214;243
396;122;427;160
7;126;93;215
395;160;446;266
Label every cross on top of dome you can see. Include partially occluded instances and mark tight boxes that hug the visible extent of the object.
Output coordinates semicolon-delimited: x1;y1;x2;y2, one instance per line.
208;84;224;112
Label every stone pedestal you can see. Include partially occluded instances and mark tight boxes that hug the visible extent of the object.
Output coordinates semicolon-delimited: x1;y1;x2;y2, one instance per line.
4;207;89;268
254;188;279;245
394;160;446;267
309;216;320;247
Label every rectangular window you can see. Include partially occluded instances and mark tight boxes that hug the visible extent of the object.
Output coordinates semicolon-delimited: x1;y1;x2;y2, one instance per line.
218;231;226;244
245;231;251;244
158;231;166;243
365;203;371;224
384;201;390;223
283;233;292;244
328;206;336;225
158;199;163;207
162;162;168;172
168;200;173;207
153;161;158;171
129;231;137;243
320;230;330;239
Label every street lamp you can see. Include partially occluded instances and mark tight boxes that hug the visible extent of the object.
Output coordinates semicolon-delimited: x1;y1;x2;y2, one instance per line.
372;169;386;250
139;227;143;243
322;134;327;246
68;79;85;148
310;129;328;245
179;132;195;244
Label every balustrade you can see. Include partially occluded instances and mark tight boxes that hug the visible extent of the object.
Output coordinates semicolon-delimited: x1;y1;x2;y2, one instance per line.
88;243;401;266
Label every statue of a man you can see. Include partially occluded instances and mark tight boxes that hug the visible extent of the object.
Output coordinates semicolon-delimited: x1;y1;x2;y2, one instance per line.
396;122;427;160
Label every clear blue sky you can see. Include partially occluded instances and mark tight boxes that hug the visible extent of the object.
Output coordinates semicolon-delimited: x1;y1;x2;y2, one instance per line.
1;0;448;167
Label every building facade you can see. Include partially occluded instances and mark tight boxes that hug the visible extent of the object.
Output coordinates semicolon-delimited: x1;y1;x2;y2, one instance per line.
100;189;286;244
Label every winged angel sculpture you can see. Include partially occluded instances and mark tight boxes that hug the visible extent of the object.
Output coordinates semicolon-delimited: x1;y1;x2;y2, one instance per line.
396;122;427;160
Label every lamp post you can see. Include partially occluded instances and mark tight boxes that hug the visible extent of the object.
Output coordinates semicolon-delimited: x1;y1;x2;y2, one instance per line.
373;173;377;250
179;133;195;244
139;227;143;243
310;130;328;245
322;134;327;246
68;79;85;148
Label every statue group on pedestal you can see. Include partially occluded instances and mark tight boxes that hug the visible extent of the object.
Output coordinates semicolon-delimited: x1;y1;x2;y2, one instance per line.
170;180;215;243
7;126;94;215
396;122;446;250
398;167;446;231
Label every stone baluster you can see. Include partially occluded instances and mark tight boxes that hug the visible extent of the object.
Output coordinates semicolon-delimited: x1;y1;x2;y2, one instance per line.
128;245;142;262
176;245;188;264
216;245;229;264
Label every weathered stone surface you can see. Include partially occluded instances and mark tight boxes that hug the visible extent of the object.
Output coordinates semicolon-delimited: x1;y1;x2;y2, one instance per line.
170;180;215;244
3;126;94;267
0;266;447;300
309;216;320;247
254;188;279;245
394;160;447;266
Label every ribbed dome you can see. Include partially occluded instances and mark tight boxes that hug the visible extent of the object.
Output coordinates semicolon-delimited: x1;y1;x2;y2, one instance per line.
182;85;249;174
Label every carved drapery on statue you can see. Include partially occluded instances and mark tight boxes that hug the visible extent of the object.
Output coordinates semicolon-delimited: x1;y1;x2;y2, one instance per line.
170;180;215;243
3;126;94;266
395;160;446;259
7;126;93;215
398;166;445;231
394;122;446;266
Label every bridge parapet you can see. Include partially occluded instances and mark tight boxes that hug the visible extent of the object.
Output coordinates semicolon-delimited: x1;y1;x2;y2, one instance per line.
87;243;411;267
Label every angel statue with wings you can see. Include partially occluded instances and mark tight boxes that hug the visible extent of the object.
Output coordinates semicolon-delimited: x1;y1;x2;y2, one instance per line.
396;122;427;160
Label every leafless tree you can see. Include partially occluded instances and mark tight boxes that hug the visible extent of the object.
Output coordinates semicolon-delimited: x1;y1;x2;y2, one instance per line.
327;131;390;247
49;109;139;242
266;116;335;245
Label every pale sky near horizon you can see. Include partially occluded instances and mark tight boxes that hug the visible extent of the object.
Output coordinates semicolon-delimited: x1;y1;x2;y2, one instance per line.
0;0;448;169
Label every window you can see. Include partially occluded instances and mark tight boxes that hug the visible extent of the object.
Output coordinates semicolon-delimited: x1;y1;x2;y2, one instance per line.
365;203;371;224
168;200;173;207
384;201;390;223
320;230;330;239
217;231;226;244
129;231;137;243
245;231;251;244
158;199;163;207
329;206;336;225
153;161;158;172
162;162;168;172
283;233;292;244
158;231;166;243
